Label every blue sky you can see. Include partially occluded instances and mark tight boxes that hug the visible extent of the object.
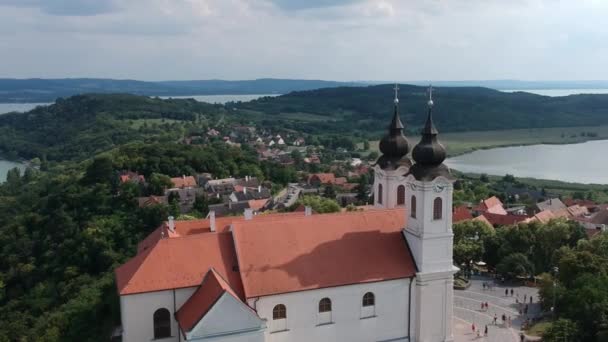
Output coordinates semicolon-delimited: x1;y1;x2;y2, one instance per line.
0;0;607;81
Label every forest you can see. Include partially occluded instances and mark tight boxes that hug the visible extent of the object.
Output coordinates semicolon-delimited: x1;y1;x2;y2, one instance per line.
235;84;608;135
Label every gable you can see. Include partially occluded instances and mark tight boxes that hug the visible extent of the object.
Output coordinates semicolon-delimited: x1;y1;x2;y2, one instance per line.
186;292;264;340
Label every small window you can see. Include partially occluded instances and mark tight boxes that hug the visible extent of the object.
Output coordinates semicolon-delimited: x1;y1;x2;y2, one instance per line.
433;197;443;220
153;308;171;339
378;184;383;204
362;292;375;307
319;298;332;313
273;304;286;320
397;185;405;205
411;195;417;218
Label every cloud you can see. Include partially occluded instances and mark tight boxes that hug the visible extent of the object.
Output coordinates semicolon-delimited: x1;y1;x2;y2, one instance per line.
1;0;608;81
0;0;119;16
268;0;364;11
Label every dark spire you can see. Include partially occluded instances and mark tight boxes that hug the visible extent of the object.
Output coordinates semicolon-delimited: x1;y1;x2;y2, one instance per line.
378;84;410;165
412;85;447;166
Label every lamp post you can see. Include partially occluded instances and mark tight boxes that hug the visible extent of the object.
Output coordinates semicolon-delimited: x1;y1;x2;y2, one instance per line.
552;266;559;317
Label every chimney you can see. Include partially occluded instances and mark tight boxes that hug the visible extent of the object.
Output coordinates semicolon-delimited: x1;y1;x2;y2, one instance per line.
228;200;232;210
258;185;262;193
209;211;216;232
244;187;247;195
168;216;175;233
305;206;312;216
244;208;253;220
245;175;249;182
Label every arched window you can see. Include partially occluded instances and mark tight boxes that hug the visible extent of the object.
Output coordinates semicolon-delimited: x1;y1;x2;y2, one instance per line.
411;195;417;218
153;308;171;339
377;184;383;204
273;304;286;320
397;185;406;205
319;298;332;312
362;292;375;307
433;197;443;220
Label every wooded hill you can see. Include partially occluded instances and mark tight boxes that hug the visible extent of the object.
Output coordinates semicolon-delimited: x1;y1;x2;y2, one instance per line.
235;84;608;134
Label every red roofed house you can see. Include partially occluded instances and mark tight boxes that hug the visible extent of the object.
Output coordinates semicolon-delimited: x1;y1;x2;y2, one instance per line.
473;196;507;216
119;171;145;184
115;93;458;342
453;205;473;223
307;173;336;186
171;175;198;189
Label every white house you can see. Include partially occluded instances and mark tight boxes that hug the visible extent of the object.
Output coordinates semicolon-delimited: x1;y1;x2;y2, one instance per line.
115;87;457;342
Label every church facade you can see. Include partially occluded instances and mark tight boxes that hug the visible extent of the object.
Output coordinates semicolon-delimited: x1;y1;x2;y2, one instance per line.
115;86;457;342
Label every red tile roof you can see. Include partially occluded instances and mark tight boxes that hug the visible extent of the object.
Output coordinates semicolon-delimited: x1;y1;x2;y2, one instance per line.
171;176;197;188
453;205;473;223
483;212;529;226
137;212;317;253
532;210;555;224
116;232;243;296
473;215;494;228
474;196;507;215
175;268;241;333
247;199;269;211
308;173;336;185
231;209;415;298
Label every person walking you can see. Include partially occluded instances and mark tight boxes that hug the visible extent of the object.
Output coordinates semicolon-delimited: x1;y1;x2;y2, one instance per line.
530;295;533;304
502;313;506;326
520;332;525;342
493;314;498;325
472;322;476;334
511;288;514;296
505;288;509;297
484;325;488;336
524;294;527;302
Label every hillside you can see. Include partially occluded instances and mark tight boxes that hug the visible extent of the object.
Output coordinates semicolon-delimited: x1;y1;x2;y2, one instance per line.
0;78;361;103
235;84;608;134
0;94;224;161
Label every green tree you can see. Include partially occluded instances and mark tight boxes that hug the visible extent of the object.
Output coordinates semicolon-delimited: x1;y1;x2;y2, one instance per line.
543;319;580;342
323;185;337;199
148;173;172;195
82;155;114;185
356;174;369;203
496;253;535;279
296;196;340;214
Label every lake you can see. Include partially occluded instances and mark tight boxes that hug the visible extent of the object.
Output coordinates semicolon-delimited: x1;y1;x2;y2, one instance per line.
501;88;608;97
0;102;51;115
0;160;26;182
0;94;280;115
446;140;608;184
158;94;280;104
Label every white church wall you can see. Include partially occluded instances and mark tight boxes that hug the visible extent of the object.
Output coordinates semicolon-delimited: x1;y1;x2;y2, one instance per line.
373;165;409;209
120;287;196;342
252;278;413;342
186;292;265;341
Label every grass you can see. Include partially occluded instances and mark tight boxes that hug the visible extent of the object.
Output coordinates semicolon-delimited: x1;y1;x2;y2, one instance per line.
526;320;552;337
363;125;608;156
126;118;182;128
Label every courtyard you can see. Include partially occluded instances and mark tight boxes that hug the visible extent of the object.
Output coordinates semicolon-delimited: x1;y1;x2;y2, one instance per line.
453;276;542;342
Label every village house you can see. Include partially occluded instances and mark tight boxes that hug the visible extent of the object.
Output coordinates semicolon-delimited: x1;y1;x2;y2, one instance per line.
119;171;146;184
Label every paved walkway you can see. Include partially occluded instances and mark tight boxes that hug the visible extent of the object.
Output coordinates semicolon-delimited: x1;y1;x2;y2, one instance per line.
453;276;542;342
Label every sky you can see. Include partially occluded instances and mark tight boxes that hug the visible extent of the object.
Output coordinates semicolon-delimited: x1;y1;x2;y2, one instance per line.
0;0;607;81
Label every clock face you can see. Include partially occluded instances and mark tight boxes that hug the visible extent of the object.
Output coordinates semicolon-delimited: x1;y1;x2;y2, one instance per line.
433;183;447;193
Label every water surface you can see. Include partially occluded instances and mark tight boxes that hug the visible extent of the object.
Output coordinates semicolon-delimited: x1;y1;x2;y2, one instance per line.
446;140;608;184
159;94;280;104
0;103;51;114
0;160;26;182
502;88;608;97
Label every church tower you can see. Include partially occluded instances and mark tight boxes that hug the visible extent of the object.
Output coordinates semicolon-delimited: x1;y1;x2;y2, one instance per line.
404;87;457;342
373;85;412;208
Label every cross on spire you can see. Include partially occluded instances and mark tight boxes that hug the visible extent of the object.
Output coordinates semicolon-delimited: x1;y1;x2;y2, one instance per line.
393;83;399;104
427;85;434;107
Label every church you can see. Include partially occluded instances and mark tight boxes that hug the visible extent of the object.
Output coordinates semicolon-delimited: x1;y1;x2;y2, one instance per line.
114;86;458;342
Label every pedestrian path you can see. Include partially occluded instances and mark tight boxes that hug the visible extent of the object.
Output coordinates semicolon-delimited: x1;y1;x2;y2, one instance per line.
453;276;542;342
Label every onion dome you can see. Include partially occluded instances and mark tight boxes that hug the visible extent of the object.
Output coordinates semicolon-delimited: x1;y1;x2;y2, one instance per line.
408;86;453;181
376;85;411;169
